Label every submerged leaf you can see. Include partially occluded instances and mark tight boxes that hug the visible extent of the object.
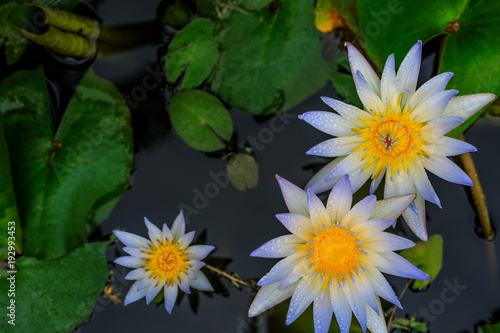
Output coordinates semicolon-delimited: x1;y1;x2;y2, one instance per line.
400;234;443;290
0;67;133;259
165;18;218;89
169;89;233;152
226;153;259;191
211;0;328;115
0;242;109;332
478;320;500;333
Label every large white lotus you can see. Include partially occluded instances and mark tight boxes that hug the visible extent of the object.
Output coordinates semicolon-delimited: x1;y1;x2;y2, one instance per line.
301;40;495;240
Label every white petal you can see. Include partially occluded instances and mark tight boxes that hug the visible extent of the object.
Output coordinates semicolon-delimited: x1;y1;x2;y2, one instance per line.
348;159;376;193
420;116;464;139
178;273;191;294
162;223;173;242
164;285;178;314
341;194;377;228
257;251;305;286
354;274;379;314
411;162;441;207
326;174;353;223
369;167;386;194
313;288;334;333
189;270;213;291
370;251;430;280
286;274;321;325
411;72;454;109
325;150;366;181
125;268;148;280
442;93;496;120
364;232;415;251
276;175;309;216
279;260;308;290
299;111;358;137
307;189;330;228
343;280;367;331
422;155;473;186
381;53;398;105
410;89;458;122
114;256;144;269
122;246;148;259
276;213;314;241
138;276;155;291
421;136;476;156
146;282;164;304
330;280;353;333
188;259;205;271
306;157;345;194
354;70;386;113
171;211;186;240
250;235;303;258
186;245;215;260
371;194;415;220
402;193;428;240
306;136;365;157
144;217;163;245
124;280;147;306
178;231;196;250
113;230;149;249
320;96;370;127
361;263;401;308
248;280;299;317
366;297;387;333
396;41;422;94
351;219;394;240
346;42;381;96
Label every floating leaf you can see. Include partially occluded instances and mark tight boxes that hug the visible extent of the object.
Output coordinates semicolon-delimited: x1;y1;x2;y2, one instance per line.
161;0;191;29
226;153;259;191
357;0;498;137
329;71;363;109
169;89;233;151
399;234;443;290
478;320;500;333
314;0;357;32
0;67;133;259
211;0;328;115
0;122;21;259
392;317;427;332
0;242;109;332
165;18;218;90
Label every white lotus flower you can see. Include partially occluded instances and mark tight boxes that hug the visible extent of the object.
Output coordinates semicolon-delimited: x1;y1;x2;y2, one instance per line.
248;175;429;333
113;212;215;313
300;40;495;240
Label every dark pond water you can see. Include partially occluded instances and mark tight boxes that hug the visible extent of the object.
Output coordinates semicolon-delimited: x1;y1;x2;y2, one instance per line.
9;0;498;332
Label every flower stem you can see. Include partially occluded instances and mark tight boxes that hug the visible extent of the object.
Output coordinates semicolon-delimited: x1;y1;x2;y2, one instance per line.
458;134;494;240
205;264;251;288
387;279;412;330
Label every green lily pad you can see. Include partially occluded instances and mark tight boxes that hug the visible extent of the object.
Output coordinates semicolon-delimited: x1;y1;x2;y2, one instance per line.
478;321;500;333
226;153;259;191
165;18;218;90
169;89;233;151
0;122;21;259
399;234;443;290
357;0;498;137
0;67;133;259
0;242;109;333
211;0;328;115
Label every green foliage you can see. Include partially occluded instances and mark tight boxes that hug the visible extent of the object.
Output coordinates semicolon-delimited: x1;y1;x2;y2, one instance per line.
329;72;363;109
225;153;259;191
211;0;328;115
0;242;109;332
0;67;133;259
314;0;358;32
478;320;500;333
356;0;498;137
165;18;218;90
391;317;427;332
169;90;233;151
399;234;443;290
162;0;191;29
0;123;21;259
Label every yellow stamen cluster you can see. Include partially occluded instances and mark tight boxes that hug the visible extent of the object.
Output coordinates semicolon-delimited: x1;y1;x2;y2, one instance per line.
305;223;366;287
353;95;428;180
142;241;190;286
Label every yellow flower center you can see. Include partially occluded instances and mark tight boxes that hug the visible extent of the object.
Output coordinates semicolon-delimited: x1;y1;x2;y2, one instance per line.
142;241;190;286
352;97;428;180
306;224;365;286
